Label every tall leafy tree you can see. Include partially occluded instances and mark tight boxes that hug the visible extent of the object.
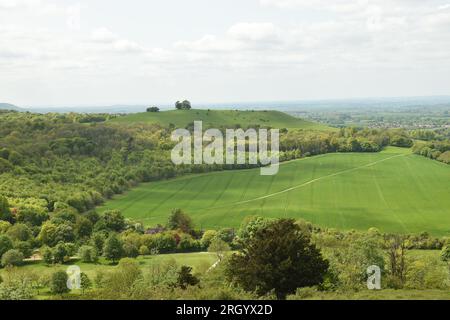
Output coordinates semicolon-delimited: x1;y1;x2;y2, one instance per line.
226;218;329;299
0;196;12;222
103;234;124;263
167;209;193;234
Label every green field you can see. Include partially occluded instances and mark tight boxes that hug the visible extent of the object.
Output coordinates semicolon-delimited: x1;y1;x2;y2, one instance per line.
110;109;331;130
1;252;218;280
100;147;450;236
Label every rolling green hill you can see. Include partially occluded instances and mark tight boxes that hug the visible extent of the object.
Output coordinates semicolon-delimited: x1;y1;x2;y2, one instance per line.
100;147;450;236
110;109;331;130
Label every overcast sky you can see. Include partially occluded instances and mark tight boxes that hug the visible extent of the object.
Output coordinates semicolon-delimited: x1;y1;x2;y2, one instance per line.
1;0;450;107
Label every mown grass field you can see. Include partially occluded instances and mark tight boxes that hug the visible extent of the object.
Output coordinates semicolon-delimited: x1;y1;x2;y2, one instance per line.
110;109;332;130
100;147;450;236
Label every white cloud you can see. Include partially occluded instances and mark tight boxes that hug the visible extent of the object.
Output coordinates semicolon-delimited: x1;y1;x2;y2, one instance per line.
227;22;280;42
66;4;81;31
1;0;450;105
91;27;118;43
113;39;143;53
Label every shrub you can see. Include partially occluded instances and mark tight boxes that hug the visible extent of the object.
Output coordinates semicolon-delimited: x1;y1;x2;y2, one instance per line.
50;271;69;295
406;257;448;289
208;238;230;261
123;242;139;258
139;245;150;256
0;279;33;300
80;272;92;294
176;265;200;289
200;230;217;249
1;249;24;267
41;246;54;264
0;235;13;259
78;245;98;263
441;245;450;262
177;234;200;252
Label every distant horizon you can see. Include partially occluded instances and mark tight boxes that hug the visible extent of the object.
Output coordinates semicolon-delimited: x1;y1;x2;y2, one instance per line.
7;94;450;110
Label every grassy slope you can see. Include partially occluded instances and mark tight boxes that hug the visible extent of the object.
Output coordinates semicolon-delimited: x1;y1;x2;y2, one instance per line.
2;252;217;299
100;147;450;236
110;109;332;130
4;253;217;280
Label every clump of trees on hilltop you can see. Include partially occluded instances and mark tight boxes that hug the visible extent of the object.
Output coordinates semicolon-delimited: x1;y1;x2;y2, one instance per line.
175;100;191;110
146;106;160;113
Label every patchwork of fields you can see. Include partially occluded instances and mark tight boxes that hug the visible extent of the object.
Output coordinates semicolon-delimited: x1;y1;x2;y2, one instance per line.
100;148;450;236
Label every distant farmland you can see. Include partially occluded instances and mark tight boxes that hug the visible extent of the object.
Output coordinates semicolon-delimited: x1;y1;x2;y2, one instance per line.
100;147;450;236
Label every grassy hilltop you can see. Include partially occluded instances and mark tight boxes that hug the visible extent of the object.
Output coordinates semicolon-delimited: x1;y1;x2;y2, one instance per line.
110;109;332;130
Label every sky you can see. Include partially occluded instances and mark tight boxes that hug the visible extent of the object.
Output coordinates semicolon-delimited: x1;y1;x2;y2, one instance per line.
1;0;450;107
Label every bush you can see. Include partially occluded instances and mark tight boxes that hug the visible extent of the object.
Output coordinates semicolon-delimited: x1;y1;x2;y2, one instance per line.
80;272;92;294
50;271;69;295
208;237;230;261
406;257;448;289
123;242;139;258
0;235;13;259
176;265;200;289
200;230;217;249
177;234;200;252
152;233;177;253
0;279;33;300
41;246;54;264
139;245;150;256
1;249;24;267
78;245;98;263
441;245;450;262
